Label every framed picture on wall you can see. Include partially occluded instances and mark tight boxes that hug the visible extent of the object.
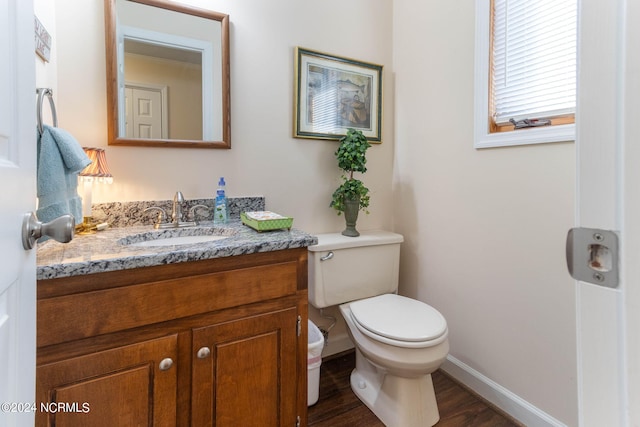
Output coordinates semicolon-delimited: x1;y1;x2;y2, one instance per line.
294;47;383;142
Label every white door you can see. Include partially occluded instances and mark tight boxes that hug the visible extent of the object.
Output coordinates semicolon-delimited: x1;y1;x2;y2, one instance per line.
0;0;37;426
132;87;162;138
125;85;167;139
576;0;639;425
621;1;640;422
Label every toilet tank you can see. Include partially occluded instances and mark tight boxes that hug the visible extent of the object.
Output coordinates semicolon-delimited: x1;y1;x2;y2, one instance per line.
308;230;404;308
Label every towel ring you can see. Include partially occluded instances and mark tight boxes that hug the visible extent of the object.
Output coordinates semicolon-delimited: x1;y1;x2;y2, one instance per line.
36;88;58;135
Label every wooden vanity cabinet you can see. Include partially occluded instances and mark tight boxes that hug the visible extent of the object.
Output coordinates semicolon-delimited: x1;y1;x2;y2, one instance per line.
36;335;178;426
36;248;309;427
191;308;298;426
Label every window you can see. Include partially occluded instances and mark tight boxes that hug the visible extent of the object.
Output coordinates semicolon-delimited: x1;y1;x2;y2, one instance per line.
474;0;577;148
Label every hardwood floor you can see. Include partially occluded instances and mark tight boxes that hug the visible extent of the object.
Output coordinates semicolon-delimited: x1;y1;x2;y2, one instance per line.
308;351;522;427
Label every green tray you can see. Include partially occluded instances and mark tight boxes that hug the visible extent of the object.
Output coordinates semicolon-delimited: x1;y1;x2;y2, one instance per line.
241;211;293;232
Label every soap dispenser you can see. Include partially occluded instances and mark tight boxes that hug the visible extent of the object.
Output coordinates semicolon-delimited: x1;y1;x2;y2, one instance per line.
214;177;228;224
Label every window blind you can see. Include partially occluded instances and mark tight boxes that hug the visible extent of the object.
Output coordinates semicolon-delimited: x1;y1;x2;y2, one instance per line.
492;0;577;125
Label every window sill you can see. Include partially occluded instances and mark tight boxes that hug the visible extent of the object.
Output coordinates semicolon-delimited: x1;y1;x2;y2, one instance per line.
474;123;575;149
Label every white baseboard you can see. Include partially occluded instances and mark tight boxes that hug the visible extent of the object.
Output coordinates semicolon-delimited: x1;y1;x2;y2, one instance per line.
441;355;567;427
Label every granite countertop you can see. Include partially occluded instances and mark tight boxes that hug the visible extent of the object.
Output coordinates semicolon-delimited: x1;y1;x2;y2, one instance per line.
37;220;318;280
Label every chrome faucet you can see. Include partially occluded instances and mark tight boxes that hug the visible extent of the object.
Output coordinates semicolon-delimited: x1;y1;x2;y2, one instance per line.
142;206;167;229
143;191;209;229
171;191;185;224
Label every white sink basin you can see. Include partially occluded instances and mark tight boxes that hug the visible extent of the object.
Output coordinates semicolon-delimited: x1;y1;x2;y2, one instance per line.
128;235;229;247
119;227;234;248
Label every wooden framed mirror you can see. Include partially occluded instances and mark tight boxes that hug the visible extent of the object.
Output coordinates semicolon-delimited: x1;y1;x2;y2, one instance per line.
104;0;230;148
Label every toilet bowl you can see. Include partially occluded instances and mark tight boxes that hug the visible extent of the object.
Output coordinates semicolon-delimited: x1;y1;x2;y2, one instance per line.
340;294;449;427
308;231;449;427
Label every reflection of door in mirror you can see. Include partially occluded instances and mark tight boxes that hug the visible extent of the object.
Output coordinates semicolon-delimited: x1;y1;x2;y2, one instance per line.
123;37;203;140
124;83;168;139
105;0;230;148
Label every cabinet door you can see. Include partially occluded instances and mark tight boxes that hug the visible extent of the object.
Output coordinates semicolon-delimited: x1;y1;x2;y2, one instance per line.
36;335;178;427
192;308;298;427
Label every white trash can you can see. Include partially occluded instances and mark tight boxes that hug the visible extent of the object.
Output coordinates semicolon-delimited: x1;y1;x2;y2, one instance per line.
307;320;324;406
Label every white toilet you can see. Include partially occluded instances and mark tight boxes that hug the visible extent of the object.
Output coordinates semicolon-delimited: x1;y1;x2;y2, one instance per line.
308;230;449;427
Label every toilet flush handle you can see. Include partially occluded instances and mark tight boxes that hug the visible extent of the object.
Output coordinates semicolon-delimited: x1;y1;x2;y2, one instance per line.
320;251;334;261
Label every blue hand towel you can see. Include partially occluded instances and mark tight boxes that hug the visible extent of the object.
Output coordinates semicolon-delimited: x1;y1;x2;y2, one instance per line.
36;125;91;224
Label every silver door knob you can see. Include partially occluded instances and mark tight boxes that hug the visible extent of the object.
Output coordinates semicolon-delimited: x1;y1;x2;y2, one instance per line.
22;212;75;250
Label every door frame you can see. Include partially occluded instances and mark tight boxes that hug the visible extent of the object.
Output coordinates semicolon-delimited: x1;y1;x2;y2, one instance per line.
576;0;638;424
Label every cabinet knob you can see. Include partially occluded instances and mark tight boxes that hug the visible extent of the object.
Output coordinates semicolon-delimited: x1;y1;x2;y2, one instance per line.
159;357;174;371
197;347;211;359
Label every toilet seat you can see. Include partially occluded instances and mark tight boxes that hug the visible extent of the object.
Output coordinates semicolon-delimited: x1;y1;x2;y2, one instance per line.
349;294;448;349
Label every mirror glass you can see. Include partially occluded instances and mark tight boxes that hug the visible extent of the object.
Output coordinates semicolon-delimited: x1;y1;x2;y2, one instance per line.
105;0;230;148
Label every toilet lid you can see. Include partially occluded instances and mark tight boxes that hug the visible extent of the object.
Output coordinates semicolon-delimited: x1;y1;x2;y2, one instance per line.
349;294;447;343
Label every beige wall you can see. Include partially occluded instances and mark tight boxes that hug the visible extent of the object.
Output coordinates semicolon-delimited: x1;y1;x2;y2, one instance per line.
34;0;57;121
392;1;577;425
53;0;395;235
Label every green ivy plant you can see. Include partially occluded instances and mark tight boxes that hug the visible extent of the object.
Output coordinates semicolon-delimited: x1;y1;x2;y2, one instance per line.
330;128;371;215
